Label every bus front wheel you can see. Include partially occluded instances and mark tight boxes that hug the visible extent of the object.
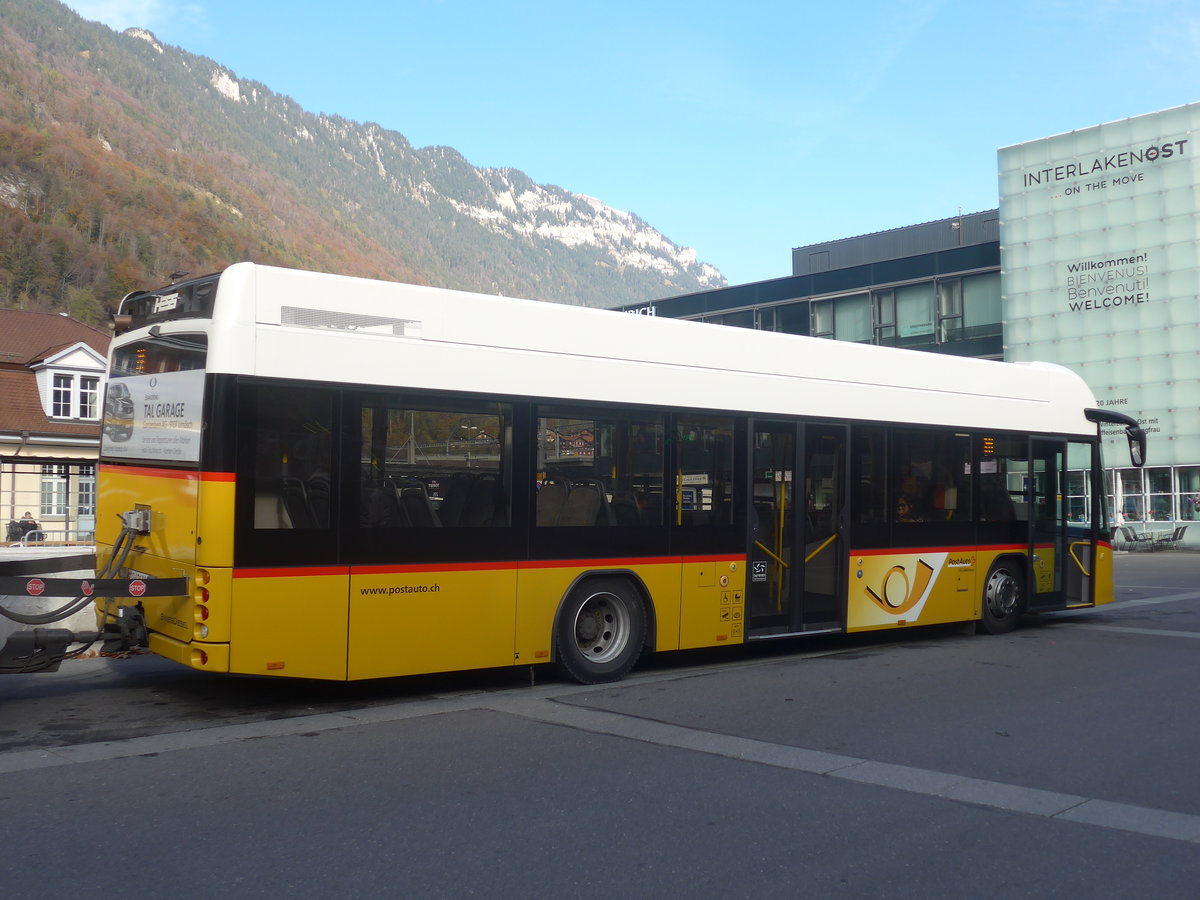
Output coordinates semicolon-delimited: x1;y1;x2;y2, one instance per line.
978;562;1023;634
554;578;646;684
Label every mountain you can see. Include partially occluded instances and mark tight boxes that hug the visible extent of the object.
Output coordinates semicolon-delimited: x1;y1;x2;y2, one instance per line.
0;0;725;322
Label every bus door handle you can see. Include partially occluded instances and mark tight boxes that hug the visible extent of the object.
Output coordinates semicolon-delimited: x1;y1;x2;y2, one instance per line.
804;533;839;565
754;540;789;569
1068;541;1092;578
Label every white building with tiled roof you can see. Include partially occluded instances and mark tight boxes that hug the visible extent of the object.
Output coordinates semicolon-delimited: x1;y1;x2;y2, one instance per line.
0;310;110;543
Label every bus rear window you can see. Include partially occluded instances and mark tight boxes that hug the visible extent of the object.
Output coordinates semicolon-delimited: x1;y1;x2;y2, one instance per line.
103;334;207;464
112;334;208;375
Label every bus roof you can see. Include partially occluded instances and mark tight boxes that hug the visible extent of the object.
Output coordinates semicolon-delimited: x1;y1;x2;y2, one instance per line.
127;262;1101;438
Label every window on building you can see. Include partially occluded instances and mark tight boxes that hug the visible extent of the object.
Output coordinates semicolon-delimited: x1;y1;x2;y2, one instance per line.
937;279;963;342
873;290;896;345
811;300;833;339
1147;467;1173;521
52;375;73;417
1178;467;1200;522
962;272;1002;339
77;464;96;516
894;283;935;347
1118;468;1145;522
80;377;100;419
833;293;870;342
49;373;102;419
40;464;68;517
775;302;809;336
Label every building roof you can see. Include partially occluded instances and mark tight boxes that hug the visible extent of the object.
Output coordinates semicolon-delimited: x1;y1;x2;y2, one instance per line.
0;309;110;367
0;310;110;441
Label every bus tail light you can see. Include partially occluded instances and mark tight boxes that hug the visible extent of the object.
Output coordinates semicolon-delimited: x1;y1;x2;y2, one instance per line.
194;570;212;638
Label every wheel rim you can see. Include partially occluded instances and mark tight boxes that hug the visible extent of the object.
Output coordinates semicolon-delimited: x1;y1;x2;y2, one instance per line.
572;590;631;664
985;568;1019;618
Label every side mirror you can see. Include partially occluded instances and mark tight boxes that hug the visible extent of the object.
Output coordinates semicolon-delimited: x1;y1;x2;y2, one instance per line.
1086;409;1147;468
1127;425;1146;468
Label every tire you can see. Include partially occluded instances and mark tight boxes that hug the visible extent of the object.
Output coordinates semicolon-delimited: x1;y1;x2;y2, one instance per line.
554;577;646;684
977;561;1024;634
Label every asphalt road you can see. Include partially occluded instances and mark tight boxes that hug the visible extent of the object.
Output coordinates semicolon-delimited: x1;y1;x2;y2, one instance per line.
2;551;1199;897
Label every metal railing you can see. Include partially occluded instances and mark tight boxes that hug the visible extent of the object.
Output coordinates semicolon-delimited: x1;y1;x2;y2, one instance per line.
1;458;97;547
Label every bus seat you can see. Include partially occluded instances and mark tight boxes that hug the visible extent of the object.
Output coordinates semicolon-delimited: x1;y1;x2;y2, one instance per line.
281;477;316;528
561;480;606;526
364;483;407;528
610;492;642;526
254;493;293;529
398;483;441;528
537;477;570;526
462;476;502;527
307;475;331;526
437;475;472;527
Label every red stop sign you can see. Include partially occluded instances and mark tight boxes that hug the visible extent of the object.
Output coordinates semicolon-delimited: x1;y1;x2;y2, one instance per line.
129;580;147;597
26;578;45;596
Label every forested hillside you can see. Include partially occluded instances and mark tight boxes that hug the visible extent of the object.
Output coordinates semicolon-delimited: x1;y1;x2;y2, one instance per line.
0;0;724;323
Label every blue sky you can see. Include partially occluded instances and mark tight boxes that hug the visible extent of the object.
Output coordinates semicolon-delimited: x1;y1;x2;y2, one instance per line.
64;0;1200;287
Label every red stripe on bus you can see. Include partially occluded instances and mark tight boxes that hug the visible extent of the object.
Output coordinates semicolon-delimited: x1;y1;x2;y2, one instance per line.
234;567;350;579
353;561;520;576
100;464;235;482
518;556;709;570
236;555;748;579
101;464;200;481
851;543;1056;557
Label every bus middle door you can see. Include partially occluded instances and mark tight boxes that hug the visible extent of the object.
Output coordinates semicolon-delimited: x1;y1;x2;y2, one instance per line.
747;421;847;636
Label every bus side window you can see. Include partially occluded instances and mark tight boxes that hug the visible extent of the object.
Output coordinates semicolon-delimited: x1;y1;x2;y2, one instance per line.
251;386;333;530
674;415;735;527
360;402;511;529
536;409;664;527
853;426;887;524
891;429;972;523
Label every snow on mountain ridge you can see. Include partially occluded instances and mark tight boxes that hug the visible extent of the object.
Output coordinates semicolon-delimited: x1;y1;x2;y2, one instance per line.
449;174;721;286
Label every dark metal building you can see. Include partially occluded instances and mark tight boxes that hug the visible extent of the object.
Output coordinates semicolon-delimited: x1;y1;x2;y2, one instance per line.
621;210;1003;360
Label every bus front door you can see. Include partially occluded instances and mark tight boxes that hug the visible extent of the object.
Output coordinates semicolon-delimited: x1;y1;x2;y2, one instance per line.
1029;438;1094;610
747;422;846;636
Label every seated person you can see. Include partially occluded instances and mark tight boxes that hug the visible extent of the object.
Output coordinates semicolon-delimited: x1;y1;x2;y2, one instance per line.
895;495;922;523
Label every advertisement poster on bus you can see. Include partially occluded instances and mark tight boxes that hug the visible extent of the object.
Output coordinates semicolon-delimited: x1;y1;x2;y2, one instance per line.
101;369;204;463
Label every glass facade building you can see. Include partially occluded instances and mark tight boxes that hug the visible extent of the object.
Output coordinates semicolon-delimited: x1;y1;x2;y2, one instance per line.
1000;103;1200;536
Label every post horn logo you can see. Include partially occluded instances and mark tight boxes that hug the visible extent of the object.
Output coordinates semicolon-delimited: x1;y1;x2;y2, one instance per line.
865;560;935;615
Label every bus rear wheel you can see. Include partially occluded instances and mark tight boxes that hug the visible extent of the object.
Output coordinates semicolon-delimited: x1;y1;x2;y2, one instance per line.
554;578;646;684
978;562;1023;634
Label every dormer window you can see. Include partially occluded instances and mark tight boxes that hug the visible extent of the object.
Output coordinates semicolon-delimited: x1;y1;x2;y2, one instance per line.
81;376;99;419
50;374;101;420
53;374;73;417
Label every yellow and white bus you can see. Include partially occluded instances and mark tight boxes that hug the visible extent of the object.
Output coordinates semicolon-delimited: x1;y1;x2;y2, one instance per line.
95;262;1145;683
